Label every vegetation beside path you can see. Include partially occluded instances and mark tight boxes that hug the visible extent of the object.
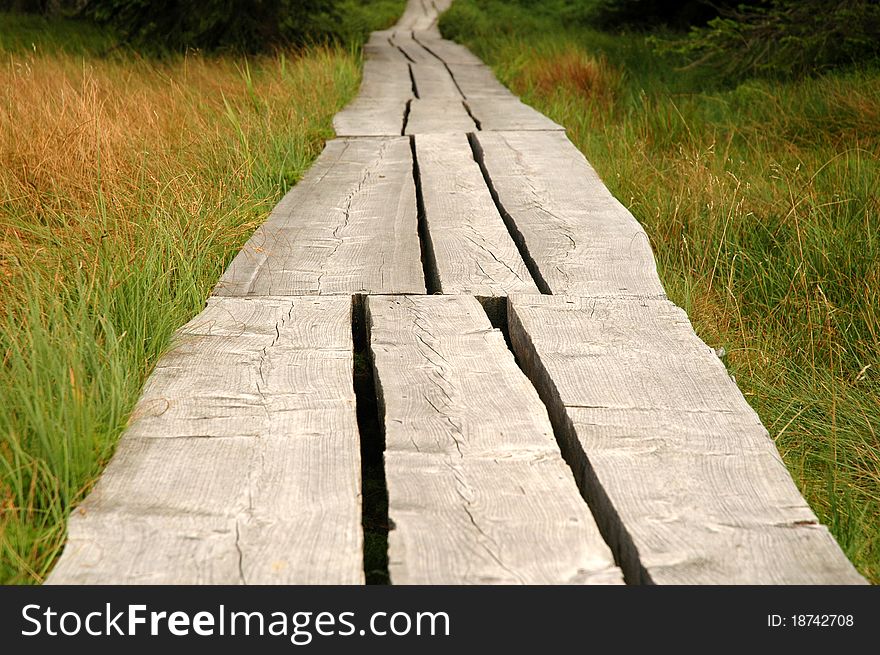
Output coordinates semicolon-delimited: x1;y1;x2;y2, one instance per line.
0;5;403;582
442;0;880;582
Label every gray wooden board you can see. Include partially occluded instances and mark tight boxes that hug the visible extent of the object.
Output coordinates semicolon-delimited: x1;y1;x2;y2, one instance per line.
389;31;438;65
410;62;462;98
474;131;666;296
507;294;866;585
333;97;409;137
48;296;363;584
405;98;476;134
466;95;564;132
215;137;425;296
411;33;486;67
363;42;409;65
397;0;451;33
359;59;413;99
445;63;513;98
414;133;539;296
367;294;622;584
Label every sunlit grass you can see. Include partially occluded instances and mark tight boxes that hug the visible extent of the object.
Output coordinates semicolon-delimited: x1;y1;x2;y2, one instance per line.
0;22;361;583
443;0;880;582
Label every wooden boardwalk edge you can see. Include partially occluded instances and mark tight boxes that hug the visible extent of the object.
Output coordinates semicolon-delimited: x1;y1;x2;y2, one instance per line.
48;296;364;584
507;294;866;584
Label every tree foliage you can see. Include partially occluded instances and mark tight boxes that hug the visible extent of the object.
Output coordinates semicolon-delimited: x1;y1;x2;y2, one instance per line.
84;0;333;50
586;0;762;30
662;0;880;79
0;0;404;52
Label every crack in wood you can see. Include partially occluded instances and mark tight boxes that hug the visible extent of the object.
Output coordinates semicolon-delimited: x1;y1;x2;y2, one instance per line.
467;133;551;294
409;136;442;294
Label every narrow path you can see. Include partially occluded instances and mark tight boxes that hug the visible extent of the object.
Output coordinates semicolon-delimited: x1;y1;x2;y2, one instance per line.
48;0;865;585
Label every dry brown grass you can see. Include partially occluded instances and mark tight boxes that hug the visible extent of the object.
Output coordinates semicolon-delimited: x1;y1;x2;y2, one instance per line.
511;46;621;110
1;48;356;303
0;45;359;583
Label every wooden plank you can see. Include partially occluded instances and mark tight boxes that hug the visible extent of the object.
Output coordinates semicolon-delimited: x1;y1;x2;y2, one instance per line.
410;62;462;98
414;133;539;297
474;130;666;296
404;98;476;134
367;294;622;584
445;63;513;98
364;30;410;64
334;97;409;136
336;57;414;133
466;95;564;132
359;59;413;100
507;294;867;585
396;0;451;33
48;296;363;584
363;43;408;65
389;31;437;65
215;137;425;296
411;33;486;67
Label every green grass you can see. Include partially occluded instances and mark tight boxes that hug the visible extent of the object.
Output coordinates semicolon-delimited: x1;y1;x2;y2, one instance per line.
0;4;407;583
0;12;117;54
442;0;880;582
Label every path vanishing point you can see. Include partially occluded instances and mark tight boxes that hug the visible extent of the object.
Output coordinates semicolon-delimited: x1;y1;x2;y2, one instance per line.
49;0;865;585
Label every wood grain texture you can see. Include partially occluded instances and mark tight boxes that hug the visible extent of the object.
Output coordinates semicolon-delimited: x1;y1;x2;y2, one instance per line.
48;296;363;584
215;137;425;296
333;97;410;137
414;133;539;297
404;98;476;134
409;62;462;98
363;32;410;65
444;63;513;98
411;32;486;67
358;58;413;100
466;95;564;132
389;30;439;65
367;295;622;584
474;131;666;296
507;294;867;585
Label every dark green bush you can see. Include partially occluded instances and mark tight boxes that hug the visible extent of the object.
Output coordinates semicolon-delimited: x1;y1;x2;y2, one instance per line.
661;0;880;79
586;0;761;30
1;0;405;52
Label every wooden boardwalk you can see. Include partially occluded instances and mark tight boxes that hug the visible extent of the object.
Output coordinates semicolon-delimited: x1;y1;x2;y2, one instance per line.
49;0;864;585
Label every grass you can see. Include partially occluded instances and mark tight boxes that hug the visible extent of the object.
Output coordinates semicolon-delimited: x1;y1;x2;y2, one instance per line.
442;1;880;582
0;11;380;584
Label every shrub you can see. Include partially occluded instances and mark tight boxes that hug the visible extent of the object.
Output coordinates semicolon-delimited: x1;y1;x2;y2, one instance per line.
661;0;880;79
1;0;405;52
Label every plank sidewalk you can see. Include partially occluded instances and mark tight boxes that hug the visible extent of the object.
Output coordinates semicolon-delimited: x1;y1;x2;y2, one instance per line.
48;0;865;585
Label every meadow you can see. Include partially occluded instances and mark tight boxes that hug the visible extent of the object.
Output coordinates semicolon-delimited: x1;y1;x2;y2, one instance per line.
2;0;877;585
442;0;880;581
0;11;369;583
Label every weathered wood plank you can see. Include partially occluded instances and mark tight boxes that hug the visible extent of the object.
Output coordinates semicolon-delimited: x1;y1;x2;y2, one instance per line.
466;95;564;132
367;294;622;584
445;63;513;98
215;137;425;296
409;62;462;98
411;33;486;67
414;133;538;297
389;30;438;65
474;130;666;296
334;97;409;136
363;42;409;65
359;59;413;99
48;296;363;584
404;98;476;134
396;0;451;34
507;294;867;585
